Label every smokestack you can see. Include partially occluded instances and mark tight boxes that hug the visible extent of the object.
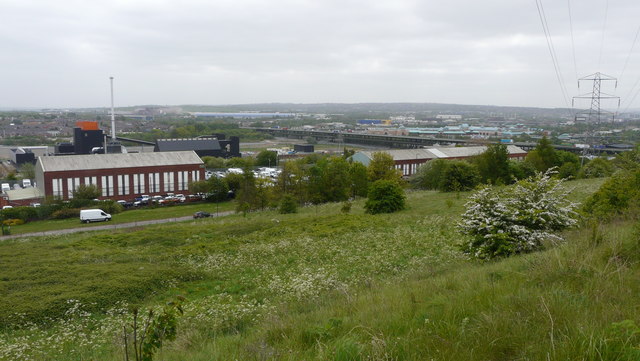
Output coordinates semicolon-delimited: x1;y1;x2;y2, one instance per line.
109;76;116;140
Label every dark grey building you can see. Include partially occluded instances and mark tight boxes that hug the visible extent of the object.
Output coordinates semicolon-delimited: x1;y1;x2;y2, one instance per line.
154;136;240;158
10;148;36;165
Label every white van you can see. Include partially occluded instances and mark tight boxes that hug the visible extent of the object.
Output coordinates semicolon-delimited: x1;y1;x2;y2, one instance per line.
22;179;31;188
1;183;9;193
80;209;111;223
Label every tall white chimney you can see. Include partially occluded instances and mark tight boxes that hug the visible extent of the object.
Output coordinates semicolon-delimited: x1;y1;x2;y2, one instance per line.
109;76;116;140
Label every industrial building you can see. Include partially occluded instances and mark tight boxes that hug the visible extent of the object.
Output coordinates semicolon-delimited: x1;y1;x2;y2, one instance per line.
351;145;527;177
154;135;240;158
10;148;36;166
55;121;106;155
293;144;314;153
35;151;204;200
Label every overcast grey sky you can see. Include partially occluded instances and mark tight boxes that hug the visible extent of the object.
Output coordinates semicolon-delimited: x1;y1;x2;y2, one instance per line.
1;0;640;109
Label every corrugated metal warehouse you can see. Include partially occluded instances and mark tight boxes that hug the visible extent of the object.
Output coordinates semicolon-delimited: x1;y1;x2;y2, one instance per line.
351;145;527;177
35;151;205;200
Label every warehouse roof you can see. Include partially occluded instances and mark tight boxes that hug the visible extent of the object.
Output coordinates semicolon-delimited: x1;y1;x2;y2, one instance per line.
37;151;203;172
155;138;221;152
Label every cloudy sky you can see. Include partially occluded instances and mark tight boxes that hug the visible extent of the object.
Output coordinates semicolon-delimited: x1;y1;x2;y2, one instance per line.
1;0;640;109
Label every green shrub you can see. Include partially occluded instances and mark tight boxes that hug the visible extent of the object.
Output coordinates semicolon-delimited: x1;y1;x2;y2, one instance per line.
440;161;480;191
583;170;640;218
580;157;615;178
0;206;39;222
278;194;298;214
96;200;124;214
341;201;352;214
411;160;479;192
365;180;406;214
459;170;578;259
50;208;81;220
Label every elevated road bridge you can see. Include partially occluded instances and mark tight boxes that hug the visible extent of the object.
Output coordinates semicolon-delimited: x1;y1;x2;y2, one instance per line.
251;128;627;155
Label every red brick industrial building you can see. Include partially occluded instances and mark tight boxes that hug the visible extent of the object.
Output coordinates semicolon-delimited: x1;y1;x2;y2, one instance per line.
35;151;205;200
352;145;527;177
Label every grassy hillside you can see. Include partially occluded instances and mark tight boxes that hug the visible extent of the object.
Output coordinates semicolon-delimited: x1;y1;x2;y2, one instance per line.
1;178;626;361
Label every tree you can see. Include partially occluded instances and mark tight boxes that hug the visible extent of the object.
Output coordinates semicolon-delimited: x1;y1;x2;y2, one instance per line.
224;173;243;192
255;150;277;167
439;161;480;192
73;184;101;200
235;165;258;212
474;144;511;185
410;159;479;192
410;159;449;190
582;170;640;217
367;152;400;182
348;161;369;198
206;177;230;202
201;156;225;169
226;157;253;169
276;159;307;201
307;157;351;204
458;170;578;260
525;136;558;171
278;194;298;214
19;163;35;180
342;148;356;159
364;180;406;214
580;157;614;178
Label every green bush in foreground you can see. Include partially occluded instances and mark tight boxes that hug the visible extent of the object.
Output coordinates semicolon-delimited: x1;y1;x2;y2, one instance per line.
364;180;405;214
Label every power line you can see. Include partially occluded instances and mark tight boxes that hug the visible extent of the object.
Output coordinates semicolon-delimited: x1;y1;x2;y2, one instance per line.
567;0;579;81
622;77;640;113
619;24;640;81
597;0;609;69
535;0;573;113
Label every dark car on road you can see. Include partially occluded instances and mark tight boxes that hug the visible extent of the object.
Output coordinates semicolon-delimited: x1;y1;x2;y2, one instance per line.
193;211;211;219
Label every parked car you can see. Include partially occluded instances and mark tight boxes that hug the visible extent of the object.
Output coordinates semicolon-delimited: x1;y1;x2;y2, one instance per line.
193;211;211;219
80;209;111;223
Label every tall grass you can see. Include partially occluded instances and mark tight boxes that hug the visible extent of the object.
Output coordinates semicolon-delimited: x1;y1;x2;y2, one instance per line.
0;178;620;360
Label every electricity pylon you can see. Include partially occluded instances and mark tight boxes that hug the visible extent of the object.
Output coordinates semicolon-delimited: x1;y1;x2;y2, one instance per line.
572;72;620;123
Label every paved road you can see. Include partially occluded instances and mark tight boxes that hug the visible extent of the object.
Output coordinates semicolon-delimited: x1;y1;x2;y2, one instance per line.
1;211;234;240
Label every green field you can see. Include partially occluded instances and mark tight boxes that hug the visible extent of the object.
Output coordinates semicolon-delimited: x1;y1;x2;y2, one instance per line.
3;177;635;361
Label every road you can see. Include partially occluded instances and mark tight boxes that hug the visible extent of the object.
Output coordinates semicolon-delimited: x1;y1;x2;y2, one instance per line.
1;211;234;240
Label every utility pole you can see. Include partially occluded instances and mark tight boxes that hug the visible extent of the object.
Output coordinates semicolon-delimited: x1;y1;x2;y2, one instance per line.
572;72;619;123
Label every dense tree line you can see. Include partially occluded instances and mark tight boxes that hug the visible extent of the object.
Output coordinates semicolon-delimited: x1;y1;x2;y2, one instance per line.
190;151;405;214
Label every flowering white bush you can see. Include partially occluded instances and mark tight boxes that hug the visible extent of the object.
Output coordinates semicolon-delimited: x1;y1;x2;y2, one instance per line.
458;169;579;259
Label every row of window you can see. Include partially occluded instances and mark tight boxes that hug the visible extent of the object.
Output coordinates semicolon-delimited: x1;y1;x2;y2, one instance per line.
395;163;419;176
51;171;201;198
